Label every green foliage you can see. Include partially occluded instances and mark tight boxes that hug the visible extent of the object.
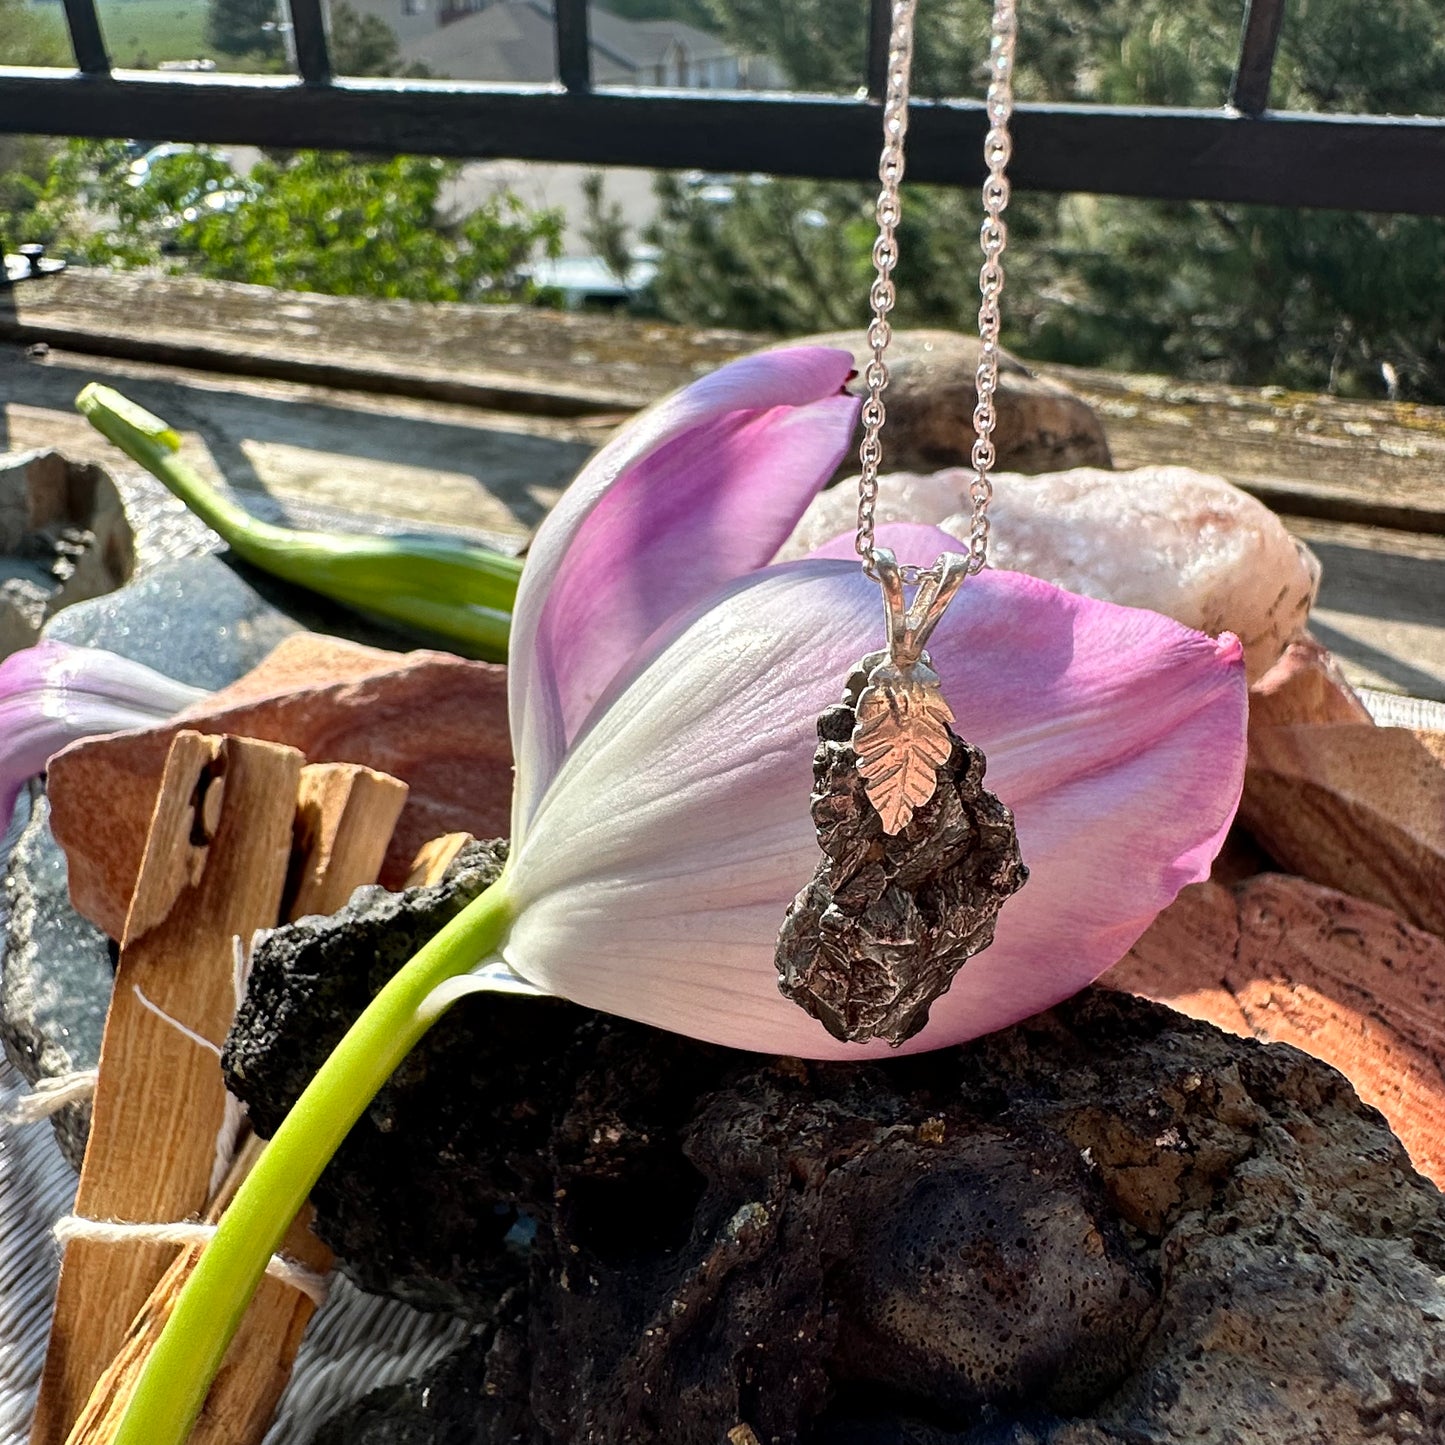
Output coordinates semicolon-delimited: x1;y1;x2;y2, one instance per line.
0;0;72;243
36;142;564;304
581;170;634;283
642;0;1445;401
648;174;872;332
34;141;233;266
0;138;55;248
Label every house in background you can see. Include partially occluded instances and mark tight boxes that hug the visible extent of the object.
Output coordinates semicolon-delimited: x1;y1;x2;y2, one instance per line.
336;0;781;87
322;0;782;295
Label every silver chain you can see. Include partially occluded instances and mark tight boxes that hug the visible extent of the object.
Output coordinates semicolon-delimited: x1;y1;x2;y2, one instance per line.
855;0;1018;580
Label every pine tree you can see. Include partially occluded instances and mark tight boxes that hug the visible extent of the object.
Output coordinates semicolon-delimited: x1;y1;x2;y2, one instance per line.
205;0;285;61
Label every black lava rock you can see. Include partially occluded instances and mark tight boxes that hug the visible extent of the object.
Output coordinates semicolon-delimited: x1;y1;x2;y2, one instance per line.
223;890;1445;1445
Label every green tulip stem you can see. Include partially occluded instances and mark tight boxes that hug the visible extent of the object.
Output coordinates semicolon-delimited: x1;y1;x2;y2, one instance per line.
109;878;518;1445
75;383;522;659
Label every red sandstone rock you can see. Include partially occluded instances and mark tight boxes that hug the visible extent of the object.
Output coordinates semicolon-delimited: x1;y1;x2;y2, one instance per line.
1239;636;1445;938
1109;874;1445;1187
1240;724;1445;937
47;635;511;939
1248;636;1372;728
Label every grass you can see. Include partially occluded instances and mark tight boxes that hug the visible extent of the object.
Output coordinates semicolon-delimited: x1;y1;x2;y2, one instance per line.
95;0;208;67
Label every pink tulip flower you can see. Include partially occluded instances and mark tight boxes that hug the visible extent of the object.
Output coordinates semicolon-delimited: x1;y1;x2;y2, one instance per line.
494;347;1249;1058
106;349;1252;1443
0;640;206;828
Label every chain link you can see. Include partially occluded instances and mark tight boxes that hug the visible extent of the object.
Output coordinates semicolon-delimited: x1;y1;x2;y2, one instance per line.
855;0;1018;580
854;0;916;575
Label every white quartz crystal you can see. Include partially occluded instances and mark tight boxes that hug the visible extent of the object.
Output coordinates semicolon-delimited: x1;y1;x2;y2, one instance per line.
779;466;1320;682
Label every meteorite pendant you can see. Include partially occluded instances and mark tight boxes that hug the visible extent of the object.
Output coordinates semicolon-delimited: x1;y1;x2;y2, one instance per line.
776;549;1027;1046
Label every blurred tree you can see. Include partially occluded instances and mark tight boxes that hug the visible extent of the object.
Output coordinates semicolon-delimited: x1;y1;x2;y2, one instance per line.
0;0;66;65
35;144;564;304
329;1;431;77
643;0;1445;400
205;0;285;62
582;170;635;282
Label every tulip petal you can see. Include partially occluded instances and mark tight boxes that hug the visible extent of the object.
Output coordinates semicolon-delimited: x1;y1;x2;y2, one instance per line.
509;347;859;839
0;642;207;829
502;558;1246;1059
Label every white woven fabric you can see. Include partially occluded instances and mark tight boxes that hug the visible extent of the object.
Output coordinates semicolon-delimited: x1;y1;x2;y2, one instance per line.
0;1060;76;1444
1358;686;1445;732
0;1060;473;1445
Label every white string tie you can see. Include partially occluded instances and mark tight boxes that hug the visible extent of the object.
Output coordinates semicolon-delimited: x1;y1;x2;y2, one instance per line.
53;1215;330;1307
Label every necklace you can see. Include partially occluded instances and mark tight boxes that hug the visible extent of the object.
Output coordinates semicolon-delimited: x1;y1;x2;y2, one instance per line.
777;0;1028;1046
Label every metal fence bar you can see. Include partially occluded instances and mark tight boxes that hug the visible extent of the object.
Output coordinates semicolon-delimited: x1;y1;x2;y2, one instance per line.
1;75;1442;216
555;0;592;93
866;0;891;101
59;0;111;76
287;0;333;85
1231;0;1287;116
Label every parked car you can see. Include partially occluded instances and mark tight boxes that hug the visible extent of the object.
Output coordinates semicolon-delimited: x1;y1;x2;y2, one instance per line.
520;248;658;310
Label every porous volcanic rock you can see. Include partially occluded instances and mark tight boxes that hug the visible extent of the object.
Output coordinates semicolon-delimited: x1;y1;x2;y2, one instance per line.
225;888;1445;1445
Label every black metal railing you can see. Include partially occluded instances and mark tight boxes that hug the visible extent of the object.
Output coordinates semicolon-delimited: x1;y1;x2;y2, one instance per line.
1;0;1442;216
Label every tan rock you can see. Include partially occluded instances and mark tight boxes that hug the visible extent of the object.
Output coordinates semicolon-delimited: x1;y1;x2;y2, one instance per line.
1108;874;1445;1187
1241;723;1445;937
47;635;511;939
780;464;1320;682
791;329;1112;475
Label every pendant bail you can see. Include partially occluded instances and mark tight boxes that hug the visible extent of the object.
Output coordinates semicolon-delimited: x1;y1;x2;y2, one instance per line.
873;548;970;671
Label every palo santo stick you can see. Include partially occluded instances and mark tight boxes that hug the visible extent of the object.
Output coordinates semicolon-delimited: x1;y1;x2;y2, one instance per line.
33;734;303;1445
59;1136;271;1444
287;763;410;920
61;760;409;1445
404;832;476;889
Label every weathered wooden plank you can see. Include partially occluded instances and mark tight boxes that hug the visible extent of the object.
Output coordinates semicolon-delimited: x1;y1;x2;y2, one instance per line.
0;345;593;544
7;272;1445;534
0;270;754;415
3;278;1441;696
1285;518;1445;702
1054;366;1445;535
